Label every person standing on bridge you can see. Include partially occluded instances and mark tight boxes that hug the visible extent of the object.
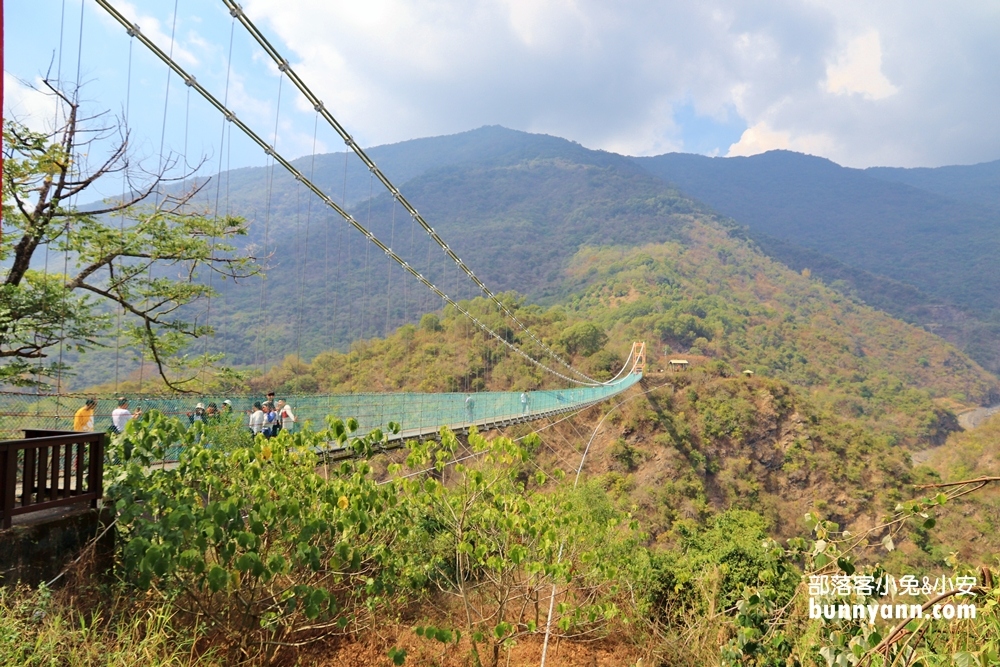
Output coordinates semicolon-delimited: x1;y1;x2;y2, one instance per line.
277;400;296;434
520;391;529;416
465;393;475;423
262;403;279;438
249;401;265;436
73;398;97;432
111;397;135;434
187;402;206;426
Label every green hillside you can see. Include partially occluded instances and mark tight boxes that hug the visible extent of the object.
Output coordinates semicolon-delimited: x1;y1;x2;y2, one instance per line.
87;131;710;386
635;149;1000;374
867;158;1000;213
210;190;999;541
70;128;1000;399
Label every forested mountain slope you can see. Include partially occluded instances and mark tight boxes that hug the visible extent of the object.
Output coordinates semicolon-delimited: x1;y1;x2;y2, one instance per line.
635;150;1000;373
236;221;999;538
76;128;1000;394
161;132;714;373
866;158;1000;213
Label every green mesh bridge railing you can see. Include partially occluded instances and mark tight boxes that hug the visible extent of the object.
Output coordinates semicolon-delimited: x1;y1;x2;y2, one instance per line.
0;372;643;443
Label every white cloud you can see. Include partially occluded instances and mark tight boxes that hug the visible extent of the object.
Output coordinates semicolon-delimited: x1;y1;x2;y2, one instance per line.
499;0;592;51
824;30;898;100
12;0;996;169
3;74;59;133
98;0;200;68
149;0;1000;167
727;122;835;158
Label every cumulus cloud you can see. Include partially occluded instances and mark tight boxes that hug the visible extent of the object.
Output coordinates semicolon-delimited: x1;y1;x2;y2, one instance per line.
97;1;200;68
727;122;835;158
3;74;58;133
232;0;998;167
824;30;898;100
8;0;996;169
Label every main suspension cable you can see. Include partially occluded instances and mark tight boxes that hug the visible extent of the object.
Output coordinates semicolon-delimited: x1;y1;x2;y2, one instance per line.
95;0;603;387
219;0;598;385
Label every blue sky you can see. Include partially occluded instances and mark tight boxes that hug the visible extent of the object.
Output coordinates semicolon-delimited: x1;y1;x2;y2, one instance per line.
5;0;999;189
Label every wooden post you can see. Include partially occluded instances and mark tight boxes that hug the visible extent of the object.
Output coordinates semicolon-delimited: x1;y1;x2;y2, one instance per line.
1;446;14;530
89;433;104;510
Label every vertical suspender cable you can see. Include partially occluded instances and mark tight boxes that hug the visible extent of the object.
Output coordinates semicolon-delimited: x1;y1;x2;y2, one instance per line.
295;116;319;361
208;16;236;380
385;196;396;338
255;74;283;374
295;114;319;361
406;207;416;325
295;112;319;361
219;0;596;385
95;0;602;387
344;156;353;348
333;148;348;352
362;170;373;340
54;0;86;418
140;0;180;393
114;37;134;392
292;174;302;357
35;0;67;397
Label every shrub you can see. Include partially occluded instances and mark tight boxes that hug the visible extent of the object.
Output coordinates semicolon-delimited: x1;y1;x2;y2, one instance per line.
107;411;417;662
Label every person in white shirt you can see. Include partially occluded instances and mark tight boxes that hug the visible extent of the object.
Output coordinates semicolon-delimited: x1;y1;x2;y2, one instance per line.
276;400;296;433
248;402;266;435
111;397;135;434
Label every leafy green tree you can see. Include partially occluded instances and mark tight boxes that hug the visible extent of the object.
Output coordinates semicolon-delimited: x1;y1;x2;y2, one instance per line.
1;88;258;389
396;428;647;666
558;321;608;357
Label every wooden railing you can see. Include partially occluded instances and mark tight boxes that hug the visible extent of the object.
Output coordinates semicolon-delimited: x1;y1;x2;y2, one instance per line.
1;430;105;529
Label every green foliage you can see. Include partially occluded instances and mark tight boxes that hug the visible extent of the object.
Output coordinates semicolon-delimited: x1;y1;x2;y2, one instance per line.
717;498;1000;667
651;511;797;620
419;313;443;332
107;411;415;661
1;108;258;390
558;321;608;356
100;412;653;665
697;385;759;441
394;427;649;666
610;437;642;471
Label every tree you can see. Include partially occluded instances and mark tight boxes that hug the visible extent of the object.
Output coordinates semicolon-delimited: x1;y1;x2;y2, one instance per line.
558;321;607;357
1;84;259;390
398;428;645;667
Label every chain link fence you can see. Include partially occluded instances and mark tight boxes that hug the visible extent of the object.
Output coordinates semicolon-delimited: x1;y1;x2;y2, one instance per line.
0;374;641;442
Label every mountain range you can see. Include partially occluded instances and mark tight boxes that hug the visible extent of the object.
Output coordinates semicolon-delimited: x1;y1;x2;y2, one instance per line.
72;126;1000;392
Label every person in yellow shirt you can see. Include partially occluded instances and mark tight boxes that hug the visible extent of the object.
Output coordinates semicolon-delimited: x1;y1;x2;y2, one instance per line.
73;398;97;432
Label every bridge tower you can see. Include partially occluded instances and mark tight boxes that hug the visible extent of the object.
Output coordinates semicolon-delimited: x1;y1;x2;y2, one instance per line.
630;341;646;374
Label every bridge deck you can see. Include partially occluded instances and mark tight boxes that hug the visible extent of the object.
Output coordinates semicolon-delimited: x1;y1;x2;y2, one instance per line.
1;374;643;442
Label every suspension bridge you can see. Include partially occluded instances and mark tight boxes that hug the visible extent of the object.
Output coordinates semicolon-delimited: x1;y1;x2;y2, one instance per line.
1;1;646;445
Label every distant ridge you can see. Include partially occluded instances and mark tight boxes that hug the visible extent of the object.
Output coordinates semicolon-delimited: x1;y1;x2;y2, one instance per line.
634;148;1000;372
865;158;1000;213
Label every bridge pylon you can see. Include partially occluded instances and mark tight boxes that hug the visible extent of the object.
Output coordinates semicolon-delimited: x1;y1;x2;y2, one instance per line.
630;341;646;375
